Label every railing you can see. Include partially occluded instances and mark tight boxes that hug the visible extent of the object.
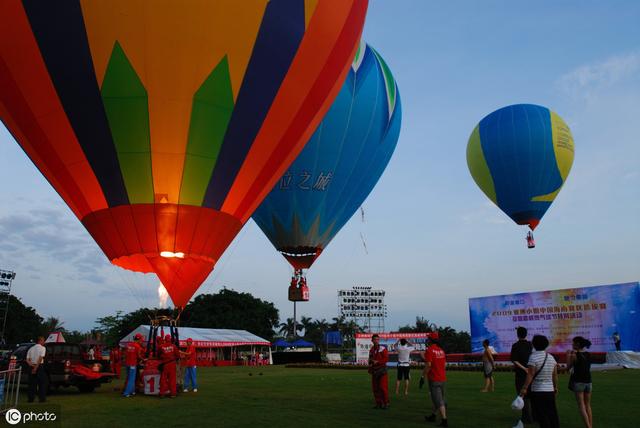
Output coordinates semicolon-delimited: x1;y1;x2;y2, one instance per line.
0;367;22;414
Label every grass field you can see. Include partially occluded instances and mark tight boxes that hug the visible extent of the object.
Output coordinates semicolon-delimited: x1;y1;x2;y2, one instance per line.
12;366;639;427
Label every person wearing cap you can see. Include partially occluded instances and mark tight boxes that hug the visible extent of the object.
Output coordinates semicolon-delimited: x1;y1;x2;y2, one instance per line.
181;338;198;392
122;333;145;397
422;332;448;427
159;334;180;398
368;334;389;409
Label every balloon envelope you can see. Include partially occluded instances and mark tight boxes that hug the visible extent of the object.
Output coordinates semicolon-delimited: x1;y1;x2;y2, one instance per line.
466;104;574;230
0;0;368;306
252;41;401;270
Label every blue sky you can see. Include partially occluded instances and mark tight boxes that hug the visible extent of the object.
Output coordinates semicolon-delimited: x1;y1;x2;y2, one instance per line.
1;1;638;333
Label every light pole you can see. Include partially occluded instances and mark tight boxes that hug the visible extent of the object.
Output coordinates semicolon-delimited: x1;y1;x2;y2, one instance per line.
0;269;17;343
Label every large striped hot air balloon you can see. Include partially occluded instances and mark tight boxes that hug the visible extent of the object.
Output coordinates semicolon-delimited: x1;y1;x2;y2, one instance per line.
252;41;401;301
0;0;368;307
466;104;574;247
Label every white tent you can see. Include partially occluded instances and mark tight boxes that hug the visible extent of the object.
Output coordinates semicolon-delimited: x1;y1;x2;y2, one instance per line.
45;332;65;343
120;325;271;365
119;325;270;348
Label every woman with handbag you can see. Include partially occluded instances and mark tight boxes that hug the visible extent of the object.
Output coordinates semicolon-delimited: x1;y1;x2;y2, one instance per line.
519;335;559;428
567;336;593;428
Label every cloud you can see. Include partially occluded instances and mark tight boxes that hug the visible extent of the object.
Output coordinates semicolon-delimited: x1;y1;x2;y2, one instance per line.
557;51;640;102
0;206;112;284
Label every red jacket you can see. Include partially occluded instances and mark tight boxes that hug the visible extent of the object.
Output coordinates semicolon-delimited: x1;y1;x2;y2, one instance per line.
368;345;388;374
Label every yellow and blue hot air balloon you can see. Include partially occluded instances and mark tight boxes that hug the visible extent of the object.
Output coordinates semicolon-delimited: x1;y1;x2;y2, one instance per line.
466;104;574;247
253;41;401;300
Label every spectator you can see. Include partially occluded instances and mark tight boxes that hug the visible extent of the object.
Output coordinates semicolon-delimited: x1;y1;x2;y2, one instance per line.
567;336;593;428
26;336;47;403
395;338;414;396
520;335;559;428
422;333;448;427
481;339;495;392
511;327;534;425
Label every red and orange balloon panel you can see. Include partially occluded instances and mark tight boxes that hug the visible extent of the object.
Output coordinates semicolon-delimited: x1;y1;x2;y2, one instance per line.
0;0;368;307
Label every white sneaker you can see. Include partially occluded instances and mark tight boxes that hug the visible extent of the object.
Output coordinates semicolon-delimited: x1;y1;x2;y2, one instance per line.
193;388;198;392
183;389;188;393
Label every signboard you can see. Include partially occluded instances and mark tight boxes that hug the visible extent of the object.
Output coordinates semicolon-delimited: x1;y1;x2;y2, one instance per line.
355;333;432;365
144;374;160;395
469;282;640;353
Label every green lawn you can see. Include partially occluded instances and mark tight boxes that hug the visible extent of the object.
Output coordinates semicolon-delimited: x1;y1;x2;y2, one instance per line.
13;366;638;427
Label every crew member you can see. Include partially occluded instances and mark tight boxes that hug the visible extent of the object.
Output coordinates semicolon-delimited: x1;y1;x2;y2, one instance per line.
122;333;144;397
182;338;198;392
368;334;389;409
422;333;448;427
159;334;180;398
110;346;122;379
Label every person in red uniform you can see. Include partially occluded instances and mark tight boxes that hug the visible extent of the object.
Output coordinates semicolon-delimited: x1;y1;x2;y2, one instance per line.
110;346;122;379
122;333;145;397
421;333;448;427
181;338;198;392
368;334;389;409
159;334;180;398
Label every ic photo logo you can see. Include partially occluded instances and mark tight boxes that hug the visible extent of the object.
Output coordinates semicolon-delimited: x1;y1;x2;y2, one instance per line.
5;408;58;424
5;408;21;425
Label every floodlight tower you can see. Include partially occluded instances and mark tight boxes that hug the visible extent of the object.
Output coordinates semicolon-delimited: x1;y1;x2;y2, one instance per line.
0;268;16;343
338;286;387;333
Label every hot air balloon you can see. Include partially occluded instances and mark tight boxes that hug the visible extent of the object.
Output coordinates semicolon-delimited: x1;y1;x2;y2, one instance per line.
466;104;574;248
0;0;368;307
252;41;401;301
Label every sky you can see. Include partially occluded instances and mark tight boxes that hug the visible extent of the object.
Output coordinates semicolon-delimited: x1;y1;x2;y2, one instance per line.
1;1;639;333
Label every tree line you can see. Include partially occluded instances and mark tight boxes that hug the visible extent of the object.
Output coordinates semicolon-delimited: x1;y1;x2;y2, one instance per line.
4;292;471;353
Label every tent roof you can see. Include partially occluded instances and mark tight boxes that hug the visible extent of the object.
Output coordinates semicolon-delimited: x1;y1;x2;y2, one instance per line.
291;339;314;347
119;325;270;348
273;339;291;347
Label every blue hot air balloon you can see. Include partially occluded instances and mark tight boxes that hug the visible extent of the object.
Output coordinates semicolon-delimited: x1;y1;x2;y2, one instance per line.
252;41;401;301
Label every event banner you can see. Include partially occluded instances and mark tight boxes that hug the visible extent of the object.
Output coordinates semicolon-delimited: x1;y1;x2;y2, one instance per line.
355;333;431;364
469;282;640;353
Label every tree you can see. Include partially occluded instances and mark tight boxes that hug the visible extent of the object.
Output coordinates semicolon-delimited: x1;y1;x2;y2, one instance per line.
2;295;44;344
182;288;279;341
40;316;65;336
278;318;302;340
397;316;470;353
299;316;314;337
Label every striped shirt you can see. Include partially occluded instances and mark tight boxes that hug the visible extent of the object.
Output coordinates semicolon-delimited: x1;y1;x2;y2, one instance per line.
527;351;557;392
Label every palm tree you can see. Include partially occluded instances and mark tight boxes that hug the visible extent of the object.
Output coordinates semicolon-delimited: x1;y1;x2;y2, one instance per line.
330;315;347;332
299;316;314;337
41;316;65;336
278;318;302;339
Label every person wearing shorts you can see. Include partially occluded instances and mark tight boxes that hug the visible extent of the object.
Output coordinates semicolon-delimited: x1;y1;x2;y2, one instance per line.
395;338;414;395
567;336;593;428
422;333;448;427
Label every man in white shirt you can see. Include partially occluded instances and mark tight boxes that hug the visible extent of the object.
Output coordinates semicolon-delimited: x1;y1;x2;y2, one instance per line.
395;338;415;395
26;336;48;403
